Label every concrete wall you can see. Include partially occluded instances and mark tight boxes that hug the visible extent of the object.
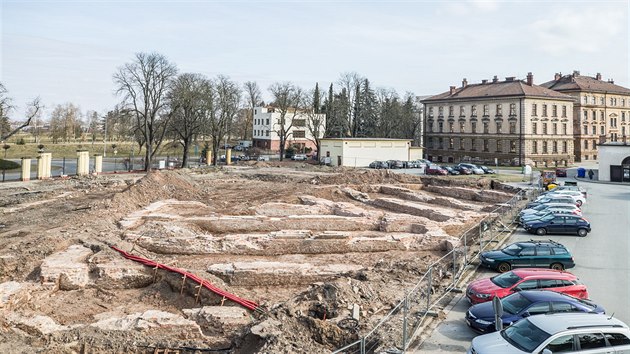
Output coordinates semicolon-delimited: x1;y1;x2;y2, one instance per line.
598;144;630;181
320;139;411;167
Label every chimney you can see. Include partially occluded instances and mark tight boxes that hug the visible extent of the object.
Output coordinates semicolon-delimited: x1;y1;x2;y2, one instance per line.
505;77;515;82
572;70;580;77
481;79;488;84
554;72;561;81
596;73;602;80
526;72;534;86
449;86;456;95
492;75;498;83
462;78;468;88
608;79;615;84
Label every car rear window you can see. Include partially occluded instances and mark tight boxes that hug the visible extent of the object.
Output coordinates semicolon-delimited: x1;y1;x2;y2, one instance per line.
491;271;522;288
552;247;568;255
604;333;630;346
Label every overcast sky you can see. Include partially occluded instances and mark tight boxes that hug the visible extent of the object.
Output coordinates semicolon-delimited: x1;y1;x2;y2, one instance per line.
1;0;629;119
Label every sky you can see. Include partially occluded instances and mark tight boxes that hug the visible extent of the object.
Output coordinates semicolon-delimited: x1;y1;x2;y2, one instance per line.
1;0;629;120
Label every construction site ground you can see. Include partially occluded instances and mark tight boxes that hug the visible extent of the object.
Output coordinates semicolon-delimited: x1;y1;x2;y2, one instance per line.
0;162;520;353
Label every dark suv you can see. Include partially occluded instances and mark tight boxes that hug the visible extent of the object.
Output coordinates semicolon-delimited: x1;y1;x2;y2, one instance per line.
479;240;575;272
524;214;591;237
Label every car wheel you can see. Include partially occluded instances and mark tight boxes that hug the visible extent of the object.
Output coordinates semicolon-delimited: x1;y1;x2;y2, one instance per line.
497;262;511;273
550;263;564;271
577;228;588;237
536;228;547;236
576;200;583;207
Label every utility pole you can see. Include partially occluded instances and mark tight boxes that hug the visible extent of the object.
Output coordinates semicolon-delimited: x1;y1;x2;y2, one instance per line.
103;113;108;158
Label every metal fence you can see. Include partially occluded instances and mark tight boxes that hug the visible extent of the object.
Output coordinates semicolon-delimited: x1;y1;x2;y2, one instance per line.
332;189;532;354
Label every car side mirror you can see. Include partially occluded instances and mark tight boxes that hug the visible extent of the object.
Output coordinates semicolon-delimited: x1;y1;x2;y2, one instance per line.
513;287;522;292
522;311;531;317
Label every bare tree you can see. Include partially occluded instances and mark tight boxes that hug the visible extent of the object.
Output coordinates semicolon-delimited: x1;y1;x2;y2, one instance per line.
243;81;262;140
304;87;326;160
49;103;81;143
168;73;206;167
201;76;241;165
268;82;304;161
113;52;178;171
0;82;43;142
337;72;363;137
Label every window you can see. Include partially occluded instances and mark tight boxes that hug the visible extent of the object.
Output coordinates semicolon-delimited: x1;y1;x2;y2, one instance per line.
542;104;548;116
429;107;434;118
509;121;516;134
592;126;596;135
438;106;444;117
449;122;454;133
545;335;574;353
583;126;588;135
552;104;557;117
562;141;567;153
532;141;538;154
592;110;597;120
562;123;567;135
449;138;454;149
623;126;626;137
427;121;433;132
448;105;454;117
516;280;538;290
496;122;502;134
543;123;548;134
553;123;558;135
496;104;502;116
552;302;577;313
582;96;588;104
483;122;489;134
471;105;477;116
601;111;605;120
593;139;597;148
584;140;589;149
623;112;626;122
496;140;502;152
427;138;434;148
293;130;305;138
538;279;558;289
438;138;443;149
483;139;489;151
265;130;270;136
459;105;465;117
536;247;552;256
509;103;516;116
471;138;476;151
553;141;558;153
459;138;465;150
611;97;615;106
438;122;444;132
591;96;596;104
578;333;607;350
583;110;588;121
600;126;605;135
604;333;630;346
600;97;605;105
532;103;538;116
483;104;489;116
293;119;305;127
543;141;548;153
527;302;550;315
532;122;538;134
472;122;477;133
266;118;270;125
460;121;465;133
562;105;567;117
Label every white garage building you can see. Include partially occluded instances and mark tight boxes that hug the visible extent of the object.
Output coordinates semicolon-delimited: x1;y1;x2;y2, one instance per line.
319;138;413;167
598;142;630;182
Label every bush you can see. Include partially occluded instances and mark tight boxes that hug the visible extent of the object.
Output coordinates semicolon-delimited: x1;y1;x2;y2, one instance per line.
16;138;26;145
0;159;20;170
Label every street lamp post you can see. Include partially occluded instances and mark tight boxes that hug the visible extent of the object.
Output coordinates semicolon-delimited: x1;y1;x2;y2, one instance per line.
2;144;9;182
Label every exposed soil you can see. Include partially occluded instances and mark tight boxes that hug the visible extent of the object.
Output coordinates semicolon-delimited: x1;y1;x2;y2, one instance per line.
0;165;517;353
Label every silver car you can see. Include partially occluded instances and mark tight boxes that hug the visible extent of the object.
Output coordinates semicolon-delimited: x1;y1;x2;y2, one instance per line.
468;313;630;354
458;163;485;175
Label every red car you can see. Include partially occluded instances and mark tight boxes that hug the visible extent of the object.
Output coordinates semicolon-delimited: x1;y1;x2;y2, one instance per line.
426;164;448;175
466;268;588;305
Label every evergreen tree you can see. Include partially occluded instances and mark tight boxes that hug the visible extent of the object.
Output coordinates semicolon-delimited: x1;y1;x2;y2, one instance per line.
313;83;321;114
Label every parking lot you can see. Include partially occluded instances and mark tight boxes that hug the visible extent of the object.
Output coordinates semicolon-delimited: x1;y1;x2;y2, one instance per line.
414;178;630;353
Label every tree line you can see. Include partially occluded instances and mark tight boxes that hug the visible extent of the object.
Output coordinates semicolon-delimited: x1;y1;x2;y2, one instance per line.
1;52;422;170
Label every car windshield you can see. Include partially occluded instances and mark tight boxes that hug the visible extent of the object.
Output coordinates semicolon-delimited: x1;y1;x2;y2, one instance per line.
540;214;555;222
501;244;522;256
501;318;551;352
501;293;532;315
490;271;522;288
533;204;547;211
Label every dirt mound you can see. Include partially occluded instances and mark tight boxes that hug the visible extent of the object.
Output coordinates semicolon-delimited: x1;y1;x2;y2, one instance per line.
313;169;423;185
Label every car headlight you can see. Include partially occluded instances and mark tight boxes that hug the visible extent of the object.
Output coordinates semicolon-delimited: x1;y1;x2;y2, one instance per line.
476;293;491;299
484;258;495;262
475;319;493;325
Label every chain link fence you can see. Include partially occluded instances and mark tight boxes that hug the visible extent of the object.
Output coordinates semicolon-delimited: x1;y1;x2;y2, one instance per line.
332;188;534;354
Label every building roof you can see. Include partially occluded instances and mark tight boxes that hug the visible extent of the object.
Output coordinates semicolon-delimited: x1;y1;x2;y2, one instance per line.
422;77;574;103
541;73;630;95
320;138;412;142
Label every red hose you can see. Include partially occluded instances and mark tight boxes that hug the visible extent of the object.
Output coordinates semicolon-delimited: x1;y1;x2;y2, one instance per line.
110;246;259;311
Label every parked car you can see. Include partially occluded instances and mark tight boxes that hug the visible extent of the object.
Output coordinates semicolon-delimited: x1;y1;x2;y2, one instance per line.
453;165;473;175
465;290;605;333
480;165;496;174
441;166;460;175
426;164;448;175
519;203;582;218
556;167;568;177
368;161;388;169
291;154;308;161
519;209;581;226
479;240;575;273
457;163;485;174
543;185;587;199
526;195;577;209
467;313;630;354
524;214;591;237
386;160;404;169
465;268;588;305
547;190;586;206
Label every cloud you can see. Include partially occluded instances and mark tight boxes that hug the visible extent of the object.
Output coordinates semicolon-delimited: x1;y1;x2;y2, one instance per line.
529;6;626;55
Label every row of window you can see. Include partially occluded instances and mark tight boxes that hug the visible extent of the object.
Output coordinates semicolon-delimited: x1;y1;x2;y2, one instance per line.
427;121;519;134
428;103;519;118
581;95;629;107
582;110;629;123
581;125;624;136
531;122;569;135
254;118;270;126
531;103;568;118
254;129;270;137
427;138;569;154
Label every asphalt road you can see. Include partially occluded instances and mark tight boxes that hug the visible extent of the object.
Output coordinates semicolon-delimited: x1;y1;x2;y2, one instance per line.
413;178;630;353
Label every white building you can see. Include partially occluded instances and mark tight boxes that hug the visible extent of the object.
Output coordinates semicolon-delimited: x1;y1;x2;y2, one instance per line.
319;138;412;167
252;106;326;153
